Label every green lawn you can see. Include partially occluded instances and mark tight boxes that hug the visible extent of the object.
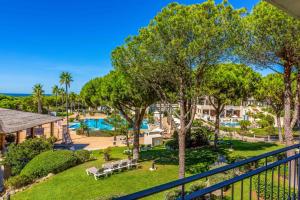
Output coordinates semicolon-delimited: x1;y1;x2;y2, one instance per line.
12;140;284;200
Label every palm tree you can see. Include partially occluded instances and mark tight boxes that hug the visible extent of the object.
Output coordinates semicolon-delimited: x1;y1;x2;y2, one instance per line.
58;88;65;106
59;72;73;131
69;92;77;113
52;85;59;111
32;84;44;114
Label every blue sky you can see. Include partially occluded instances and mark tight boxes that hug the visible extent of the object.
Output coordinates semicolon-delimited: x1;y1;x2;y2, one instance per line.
0;0;260;94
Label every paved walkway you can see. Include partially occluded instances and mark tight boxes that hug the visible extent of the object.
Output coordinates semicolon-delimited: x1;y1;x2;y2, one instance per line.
62;132;144;150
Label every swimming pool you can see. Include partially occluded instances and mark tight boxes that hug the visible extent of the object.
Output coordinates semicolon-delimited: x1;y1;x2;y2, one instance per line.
221;122;240;127
69;118;149;131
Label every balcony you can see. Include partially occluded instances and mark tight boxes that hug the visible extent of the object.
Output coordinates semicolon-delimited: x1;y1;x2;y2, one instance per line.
118;144;300;199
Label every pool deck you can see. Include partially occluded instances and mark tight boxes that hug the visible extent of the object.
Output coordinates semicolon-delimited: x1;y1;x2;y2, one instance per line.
68;130;144;150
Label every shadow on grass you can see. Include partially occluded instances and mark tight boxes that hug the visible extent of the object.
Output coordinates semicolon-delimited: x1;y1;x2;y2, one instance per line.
140;145;226;174
223;140;277;151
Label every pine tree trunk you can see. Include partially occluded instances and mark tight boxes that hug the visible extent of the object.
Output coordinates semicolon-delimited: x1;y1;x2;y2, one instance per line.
132;122;140;160
178;80;186;179
132;107;146;160
276;114;283;143
214;109;220;149
283;64;293;147
283;63;295;186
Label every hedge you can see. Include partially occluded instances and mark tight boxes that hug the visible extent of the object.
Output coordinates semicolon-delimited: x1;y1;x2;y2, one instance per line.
74;150;91;163
5;174;33;189
6;150;91;189
253;173;290;200
20;150;79;179
4;138;53;175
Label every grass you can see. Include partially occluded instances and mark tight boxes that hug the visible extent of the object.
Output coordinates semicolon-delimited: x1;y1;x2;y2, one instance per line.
12;140;284;200
222;140;284;158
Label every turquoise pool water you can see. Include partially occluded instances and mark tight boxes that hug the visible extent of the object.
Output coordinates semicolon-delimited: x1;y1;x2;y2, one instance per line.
69;118;149;130
221;122;240;127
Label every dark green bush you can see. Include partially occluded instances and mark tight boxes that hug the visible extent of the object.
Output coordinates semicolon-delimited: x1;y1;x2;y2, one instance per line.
5;174;33;189
74;150;91;163
192;119;203;127
253;173;290;200
166;127;211;150
240;120;251;130
4;138;53;175
46;136;58;144
165;139;178;150
189;181;206;192
165;189;182;200
20;150;78;179
190;127;210;147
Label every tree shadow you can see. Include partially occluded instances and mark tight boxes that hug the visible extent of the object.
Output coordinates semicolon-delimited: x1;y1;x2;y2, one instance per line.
223;140;277;151
139;145;225;174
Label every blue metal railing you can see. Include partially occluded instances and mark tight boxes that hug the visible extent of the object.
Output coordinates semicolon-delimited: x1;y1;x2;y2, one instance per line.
118;143;300;200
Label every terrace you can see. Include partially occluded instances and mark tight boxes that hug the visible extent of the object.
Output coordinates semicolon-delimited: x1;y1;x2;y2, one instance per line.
0;108;63;150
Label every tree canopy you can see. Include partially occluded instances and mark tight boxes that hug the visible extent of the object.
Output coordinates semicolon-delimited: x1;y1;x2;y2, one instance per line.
203;63;261;147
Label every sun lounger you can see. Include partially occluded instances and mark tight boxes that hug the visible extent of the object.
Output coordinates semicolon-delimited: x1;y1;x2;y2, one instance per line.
94;168;108;180
128;159;138;169
86;167;98;175
118;161;128;171
111;163;120;172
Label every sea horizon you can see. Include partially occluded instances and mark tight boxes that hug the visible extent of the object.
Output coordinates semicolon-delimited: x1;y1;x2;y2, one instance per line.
0;93;51;97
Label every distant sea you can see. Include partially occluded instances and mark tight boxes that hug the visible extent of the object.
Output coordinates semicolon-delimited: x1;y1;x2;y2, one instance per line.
0;93;51;97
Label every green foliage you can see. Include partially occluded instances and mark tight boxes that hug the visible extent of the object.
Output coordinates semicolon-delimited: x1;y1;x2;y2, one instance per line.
192;119;203;127
189;127;211;148
4;138;53;175
253;173;290;200
255;73;284;116
242;1;300;68
74;150;91;163
203;64;261;107
32;83;44;113
80;77;103;109
20;150;79;180
166;127;211;150
239;120;251;130
5;174;33;189
46;136;58;144
148;115;155;124
165;139;178;150
103;147;112;161
0;95;36;112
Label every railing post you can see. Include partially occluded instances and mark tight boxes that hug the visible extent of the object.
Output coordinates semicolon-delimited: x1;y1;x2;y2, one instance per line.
297;158;300;199
181;185;185;199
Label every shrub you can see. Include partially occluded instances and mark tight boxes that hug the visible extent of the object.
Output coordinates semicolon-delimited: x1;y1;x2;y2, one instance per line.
74;150;91;163
167;127;211;150
257;119;270;128
46;136;58;144
189;127;210;147
192;119;203;127
165;189;182;200
5;174;33;189
86;130;119;137
253;174;289;200
20;150;78;180
189;181;206;192
69;118;75;122
4;138;53;175
240;120;251;130
103;147;112;161
165;139;178;150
